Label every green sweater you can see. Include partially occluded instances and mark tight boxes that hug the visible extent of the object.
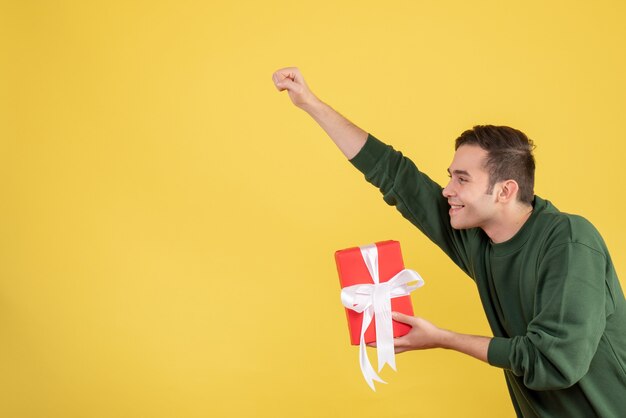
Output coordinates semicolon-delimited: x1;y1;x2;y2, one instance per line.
350;134;626;417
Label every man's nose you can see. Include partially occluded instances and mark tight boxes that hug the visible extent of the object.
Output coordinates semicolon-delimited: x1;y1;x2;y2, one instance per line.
442;181;454;198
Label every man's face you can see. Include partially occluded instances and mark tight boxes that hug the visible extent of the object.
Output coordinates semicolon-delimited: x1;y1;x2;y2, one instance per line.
442;145;498;230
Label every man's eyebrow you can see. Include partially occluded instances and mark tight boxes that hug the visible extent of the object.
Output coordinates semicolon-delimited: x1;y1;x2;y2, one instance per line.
447;168;472;177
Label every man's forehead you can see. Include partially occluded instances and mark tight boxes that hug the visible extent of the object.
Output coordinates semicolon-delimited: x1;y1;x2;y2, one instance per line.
449;145;489;173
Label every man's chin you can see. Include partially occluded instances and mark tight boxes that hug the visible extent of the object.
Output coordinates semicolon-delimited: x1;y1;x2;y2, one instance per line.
450;220;472;230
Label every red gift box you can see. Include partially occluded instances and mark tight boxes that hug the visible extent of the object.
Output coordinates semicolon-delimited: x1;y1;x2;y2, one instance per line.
335;240;414;345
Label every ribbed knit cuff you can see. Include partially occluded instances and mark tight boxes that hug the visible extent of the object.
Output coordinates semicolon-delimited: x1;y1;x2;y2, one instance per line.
349;133;388;174
488;337;512;369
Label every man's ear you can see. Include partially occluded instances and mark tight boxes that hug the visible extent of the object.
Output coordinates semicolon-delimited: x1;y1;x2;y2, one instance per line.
497;180;519;203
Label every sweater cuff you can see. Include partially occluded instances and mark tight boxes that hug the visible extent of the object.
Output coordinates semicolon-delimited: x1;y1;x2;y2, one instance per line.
349;133;388;174
488;337;512;369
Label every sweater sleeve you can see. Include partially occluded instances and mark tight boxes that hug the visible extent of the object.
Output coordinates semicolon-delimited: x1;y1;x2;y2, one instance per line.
350;134;473;275
487;242;609;390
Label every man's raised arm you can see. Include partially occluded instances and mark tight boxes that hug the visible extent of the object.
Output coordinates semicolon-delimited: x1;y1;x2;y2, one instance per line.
272;67;367;159
273;67;492;365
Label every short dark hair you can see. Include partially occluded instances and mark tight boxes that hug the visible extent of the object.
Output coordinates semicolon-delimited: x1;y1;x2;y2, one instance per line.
455;125;535;204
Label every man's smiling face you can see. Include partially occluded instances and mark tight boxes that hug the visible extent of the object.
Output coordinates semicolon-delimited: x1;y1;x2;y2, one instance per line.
442;144;498;230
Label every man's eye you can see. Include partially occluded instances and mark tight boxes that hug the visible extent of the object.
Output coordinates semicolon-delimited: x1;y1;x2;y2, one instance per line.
459;178;467;183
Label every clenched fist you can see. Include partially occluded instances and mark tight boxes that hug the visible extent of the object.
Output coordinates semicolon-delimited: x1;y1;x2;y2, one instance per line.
272;67;320;109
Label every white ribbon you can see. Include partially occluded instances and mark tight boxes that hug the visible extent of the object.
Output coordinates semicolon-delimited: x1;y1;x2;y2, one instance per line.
340;244;424;391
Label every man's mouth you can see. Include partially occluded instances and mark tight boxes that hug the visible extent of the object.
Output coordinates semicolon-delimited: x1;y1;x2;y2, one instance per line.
449;204;464;215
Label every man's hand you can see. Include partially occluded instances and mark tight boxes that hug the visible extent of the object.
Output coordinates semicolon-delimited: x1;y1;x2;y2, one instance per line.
388;312;491;363
391;312;446;353
272;67;320;110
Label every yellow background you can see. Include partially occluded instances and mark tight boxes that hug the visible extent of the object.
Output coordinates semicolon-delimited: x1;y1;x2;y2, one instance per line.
2;1;625;417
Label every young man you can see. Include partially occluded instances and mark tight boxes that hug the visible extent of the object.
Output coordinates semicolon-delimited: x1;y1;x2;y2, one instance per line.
272;67;626;417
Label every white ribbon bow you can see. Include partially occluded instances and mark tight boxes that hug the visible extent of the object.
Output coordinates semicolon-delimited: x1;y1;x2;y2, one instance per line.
340;244;424;391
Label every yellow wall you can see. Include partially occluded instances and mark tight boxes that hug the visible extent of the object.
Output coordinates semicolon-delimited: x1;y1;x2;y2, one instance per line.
2;1;625;417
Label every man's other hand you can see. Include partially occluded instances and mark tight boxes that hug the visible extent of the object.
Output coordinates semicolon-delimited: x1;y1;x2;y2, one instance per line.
391;312;445;353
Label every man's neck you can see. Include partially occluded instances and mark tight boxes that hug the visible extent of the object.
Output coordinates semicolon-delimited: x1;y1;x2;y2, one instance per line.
483;203;534;244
